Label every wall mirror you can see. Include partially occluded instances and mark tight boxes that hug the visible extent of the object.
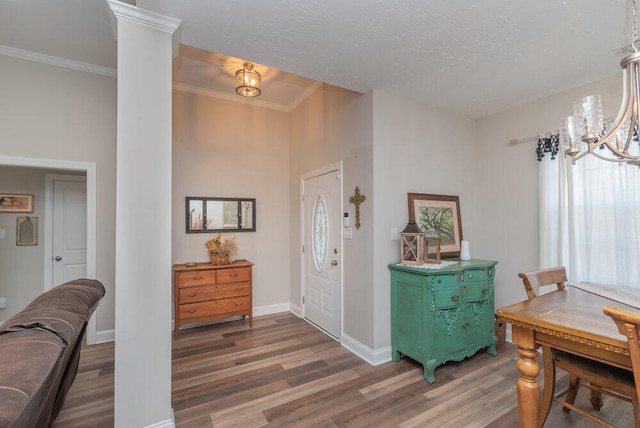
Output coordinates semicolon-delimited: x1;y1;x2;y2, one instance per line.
16;216;38;246
186;197;256;233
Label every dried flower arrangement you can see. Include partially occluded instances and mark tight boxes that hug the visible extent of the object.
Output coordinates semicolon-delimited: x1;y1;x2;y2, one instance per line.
204;233;238;257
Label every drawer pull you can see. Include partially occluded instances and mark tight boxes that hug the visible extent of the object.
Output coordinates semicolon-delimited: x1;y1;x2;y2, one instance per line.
482;288;487;295
437;279;441;284
230;272;238;277
192;276;202;281
186;309;197;314
451;295;459;302
468;273;474;279
187;293;197;298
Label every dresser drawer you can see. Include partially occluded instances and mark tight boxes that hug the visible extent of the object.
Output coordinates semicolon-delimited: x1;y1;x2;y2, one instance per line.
461;268;487;283
179;297;251;319
217;267;251;283
179;282;251;304
464;282;489;301
427;273;459;288
433;286;462;309
176;270;216;287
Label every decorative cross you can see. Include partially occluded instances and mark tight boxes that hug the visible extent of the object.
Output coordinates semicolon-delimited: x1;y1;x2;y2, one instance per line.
349;186;366;230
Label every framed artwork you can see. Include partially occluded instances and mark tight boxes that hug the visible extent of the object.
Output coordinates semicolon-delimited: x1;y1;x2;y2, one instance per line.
407;193;463;258
0;193;34;213
16;216;38;246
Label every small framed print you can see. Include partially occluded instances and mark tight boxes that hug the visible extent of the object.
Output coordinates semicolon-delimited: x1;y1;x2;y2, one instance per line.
408;193;463;258
0;193;34;213
16;216;38;246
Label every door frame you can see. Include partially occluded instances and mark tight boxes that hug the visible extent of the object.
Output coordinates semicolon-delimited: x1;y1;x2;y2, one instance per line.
0;156;97;344
44;173;87;290
300;161;343;340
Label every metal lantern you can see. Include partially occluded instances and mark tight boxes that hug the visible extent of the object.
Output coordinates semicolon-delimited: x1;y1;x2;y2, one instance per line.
423;227;441;264
400;221;425;266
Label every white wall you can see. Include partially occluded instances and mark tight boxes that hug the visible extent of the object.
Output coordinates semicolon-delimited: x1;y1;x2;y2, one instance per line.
476;74;621;309
0;55;117;333
372;90;479;349
172;90;292;310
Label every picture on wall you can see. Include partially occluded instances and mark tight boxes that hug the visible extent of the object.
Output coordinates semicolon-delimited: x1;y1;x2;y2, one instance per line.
407;193;463;258
186;197;256;233
0;193;34;213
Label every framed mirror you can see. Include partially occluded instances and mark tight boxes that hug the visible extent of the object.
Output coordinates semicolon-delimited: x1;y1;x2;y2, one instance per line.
16;216;38;246
186;197;256;233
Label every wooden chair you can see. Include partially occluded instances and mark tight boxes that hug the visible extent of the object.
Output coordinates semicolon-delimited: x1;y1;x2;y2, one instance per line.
604;305;640;426
519;267;636;427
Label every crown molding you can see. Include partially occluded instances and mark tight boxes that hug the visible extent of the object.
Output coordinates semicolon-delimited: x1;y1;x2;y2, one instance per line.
288;81;323;111
173;82;291;112
0;45;116;78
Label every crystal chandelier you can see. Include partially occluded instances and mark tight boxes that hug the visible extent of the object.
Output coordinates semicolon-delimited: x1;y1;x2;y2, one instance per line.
561;0;640;165
235;62;261;97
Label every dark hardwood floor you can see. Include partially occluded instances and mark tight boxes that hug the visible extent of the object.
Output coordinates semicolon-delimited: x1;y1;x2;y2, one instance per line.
53;312;634;427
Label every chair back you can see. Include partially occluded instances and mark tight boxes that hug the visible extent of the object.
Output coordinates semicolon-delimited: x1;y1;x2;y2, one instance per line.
603;305;640;407
518;266;567;300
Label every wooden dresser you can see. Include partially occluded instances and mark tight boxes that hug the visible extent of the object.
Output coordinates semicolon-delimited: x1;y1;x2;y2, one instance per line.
389;259;498;383
172;260;253;339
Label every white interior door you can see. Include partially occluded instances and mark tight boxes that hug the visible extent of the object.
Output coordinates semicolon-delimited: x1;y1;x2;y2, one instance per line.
52;180;87;286
303;169;341;338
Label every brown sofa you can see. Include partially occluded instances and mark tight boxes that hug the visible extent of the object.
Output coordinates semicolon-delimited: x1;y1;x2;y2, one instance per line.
0;279;105;428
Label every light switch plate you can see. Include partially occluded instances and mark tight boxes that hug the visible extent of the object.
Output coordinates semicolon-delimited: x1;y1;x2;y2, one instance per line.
0;229;5;239
343;227;353;239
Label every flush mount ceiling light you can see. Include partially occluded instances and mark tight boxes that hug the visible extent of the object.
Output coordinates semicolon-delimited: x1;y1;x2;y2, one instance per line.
561;0;640;165
235;62;261;97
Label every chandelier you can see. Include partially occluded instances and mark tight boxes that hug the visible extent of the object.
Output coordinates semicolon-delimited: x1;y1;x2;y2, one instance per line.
235;62;261;97
561;0;640;165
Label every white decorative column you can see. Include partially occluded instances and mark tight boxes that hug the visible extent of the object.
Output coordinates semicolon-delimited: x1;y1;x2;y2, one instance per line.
107;2;181;427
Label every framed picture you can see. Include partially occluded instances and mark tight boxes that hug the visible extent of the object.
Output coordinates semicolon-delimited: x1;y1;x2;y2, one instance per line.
408;193;463;258
16;216;38;246
0;193;34;213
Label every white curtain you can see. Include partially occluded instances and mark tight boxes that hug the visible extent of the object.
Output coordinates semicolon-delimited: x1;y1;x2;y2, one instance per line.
539;151;640;287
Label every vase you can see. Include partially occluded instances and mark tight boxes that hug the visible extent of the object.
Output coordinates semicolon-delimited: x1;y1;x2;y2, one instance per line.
210;253;230;266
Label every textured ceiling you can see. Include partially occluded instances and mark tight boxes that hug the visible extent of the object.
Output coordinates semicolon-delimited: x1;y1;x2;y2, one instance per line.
0;0;632;118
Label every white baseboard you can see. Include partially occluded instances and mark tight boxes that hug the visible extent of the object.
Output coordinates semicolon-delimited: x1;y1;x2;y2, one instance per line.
95;328;115;344
341;333;392;366
253;302;291;317
289;302;301;317
143;411;174;428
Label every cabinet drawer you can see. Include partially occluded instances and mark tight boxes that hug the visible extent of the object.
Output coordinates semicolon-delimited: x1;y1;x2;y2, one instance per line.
461;268;487;283
464;282;490;301
176;270;216;287
433;287;462;309
179;282;251;304
217;267;251;283
179;297;251;319
428;273;459;288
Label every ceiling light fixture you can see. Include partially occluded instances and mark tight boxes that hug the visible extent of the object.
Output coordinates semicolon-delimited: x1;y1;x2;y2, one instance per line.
235;62;261;97
562;0;640;165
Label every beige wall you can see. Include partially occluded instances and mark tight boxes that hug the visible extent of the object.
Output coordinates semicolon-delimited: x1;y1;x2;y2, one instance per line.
0;56;117;333
476;74;621;309
0;167;46;321
372;89;479;349
172;90;292;309
289;85;375;346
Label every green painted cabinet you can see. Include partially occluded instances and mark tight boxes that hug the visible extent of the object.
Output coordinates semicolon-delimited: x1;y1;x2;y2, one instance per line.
389;259;498;383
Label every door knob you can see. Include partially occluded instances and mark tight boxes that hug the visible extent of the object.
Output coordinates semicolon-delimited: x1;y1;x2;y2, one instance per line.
331;260;338;266
54;256;62;262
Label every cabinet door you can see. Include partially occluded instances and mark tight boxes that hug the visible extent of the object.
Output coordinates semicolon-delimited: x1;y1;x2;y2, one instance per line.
463;279;494;345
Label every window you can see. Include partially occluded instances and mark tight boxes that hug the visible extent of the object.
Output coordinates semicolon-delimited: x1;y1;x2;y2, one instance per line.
540;153;640;287
312;195;328;271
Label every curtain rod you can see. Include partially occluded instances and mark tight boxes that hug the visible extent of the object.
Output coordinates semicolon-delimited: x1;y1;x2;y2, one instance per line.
509;115;616;146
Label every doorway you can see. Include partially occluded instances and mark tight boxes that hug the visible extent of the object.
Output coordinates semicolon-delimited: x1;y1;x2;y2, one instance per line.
301;163;342;339
0;156;97;344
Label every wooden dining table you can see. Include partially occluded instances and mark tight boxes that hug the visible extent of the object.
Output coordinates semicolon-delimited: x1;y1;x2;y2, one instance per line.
496;284;638;428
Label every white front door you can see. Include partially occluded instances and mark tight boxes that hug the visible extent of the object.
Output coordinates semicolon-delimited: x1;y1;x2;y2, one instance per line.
52;180;87;286
303;169;341;338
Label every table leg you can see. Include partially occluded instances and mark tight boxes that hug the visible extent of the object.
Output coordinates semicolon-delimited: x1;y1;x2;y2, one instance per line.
512;325;541;428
